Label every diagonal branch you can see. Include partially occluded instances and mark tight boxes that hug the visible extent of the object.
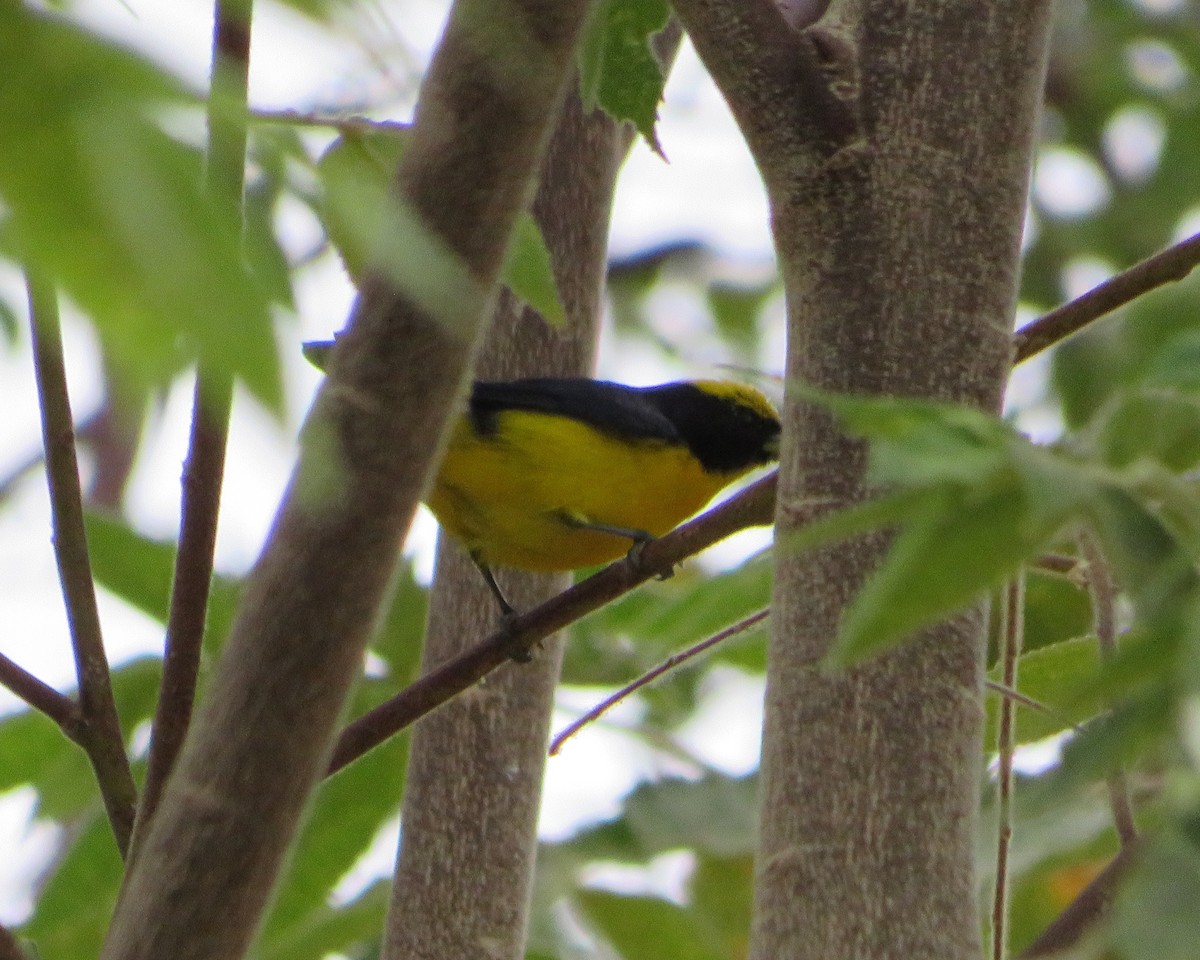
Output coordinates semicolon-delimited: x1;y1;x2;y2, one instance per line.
1013;232;1200;363
326;472;777;774
132;0;250;861
1019;841;1141;958
549;607;771;756
101;3;596;958
0;651;84;744
27;272;137;857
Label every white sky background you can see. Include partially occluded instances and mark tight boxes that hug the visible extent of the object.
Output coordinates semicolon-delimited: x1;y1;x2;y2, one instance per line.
0;0;1125;926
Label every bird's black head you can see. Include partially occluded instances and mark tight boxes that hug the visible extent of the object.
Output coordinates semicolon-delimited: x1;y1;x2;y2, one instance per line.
645;381;781;474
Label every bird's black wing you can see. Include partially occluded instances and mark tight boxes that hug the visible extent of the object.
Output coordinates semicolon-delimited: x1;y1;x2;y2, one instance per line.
468;378;683;444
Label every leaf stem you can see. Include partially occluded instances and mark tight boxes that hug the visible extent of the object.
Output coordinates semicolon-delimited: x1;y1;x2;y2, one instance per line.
27;272;137;856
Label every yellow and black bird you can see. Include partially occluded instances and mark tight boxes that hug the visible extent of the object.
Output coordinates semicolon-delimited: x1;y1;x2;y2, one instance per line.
304;342;780;612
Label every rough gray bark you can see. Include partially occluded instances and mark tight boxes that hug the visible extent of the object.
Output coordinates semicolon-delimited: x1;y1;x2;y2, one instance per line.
381;89;629;960
99;3;590;959
671;0;1056;957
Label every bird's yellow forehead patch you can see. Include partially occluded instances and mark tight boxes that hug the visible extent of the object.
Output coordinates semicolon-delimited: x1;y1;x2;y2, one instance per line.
689;380;779;422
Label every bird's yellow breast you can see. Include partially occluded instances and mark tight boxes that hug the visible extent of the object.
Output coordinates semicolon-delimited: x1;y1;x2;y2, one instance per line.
425;409;745;571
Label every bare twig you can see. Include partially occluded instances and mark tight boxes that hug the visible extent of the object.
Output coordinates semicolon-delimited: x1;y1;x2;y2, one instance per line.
549;608;771;756
27;273;137;856
132;0;250;856
1013;232;1200;363
327;473;778;775
0;651;84;743
1078;531;1138;846
992;572;1025;960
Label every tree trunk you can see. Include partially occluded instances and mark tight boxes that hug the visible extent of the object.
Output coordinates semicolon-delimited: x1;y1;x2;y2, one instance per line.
756;3;1055;958
668;0;1055;955
382;90;628;960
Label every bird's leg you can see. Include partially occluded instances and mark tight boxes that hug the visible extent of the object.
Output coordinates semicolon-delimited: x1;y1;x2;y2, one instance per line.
470;553;514;617
469;553;534;663
557;513;673;581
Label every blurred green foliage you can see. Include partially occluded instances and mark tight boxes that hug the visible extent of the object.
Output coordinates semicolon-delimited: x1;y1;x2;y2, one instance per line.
1;0;1200;957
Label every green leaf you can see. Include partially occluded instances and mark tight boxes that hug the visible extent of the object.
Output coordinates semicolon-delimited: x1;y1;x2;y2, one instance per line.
565;553;772;684
0;6;283;409
0;710;96;821
1090;390;1200;472
570;774;758;862
830;482;1052;665
23;815;124;959
1085;486;1200;630
578;0;670;154
576;890;725;960
318;125;561;323
0;658;160;821
689;855;754;958
796;385;1015;488
502;213;566;326
707;281;778;349
1111;825;1200;960
316;124;411;284
1019;567;1093;657
257;883;388;960
984;637;1103;746
84;511;243;653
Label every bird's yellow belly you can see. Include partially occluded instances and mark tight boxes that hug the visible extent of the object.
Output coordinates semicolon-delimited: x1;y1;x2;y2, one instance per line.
425;412;736;571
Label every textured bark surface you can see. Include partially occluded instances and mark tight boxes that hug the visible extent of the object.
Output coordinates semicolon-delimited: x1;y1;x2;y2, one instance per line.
382;90;629;960
673;0;1056;957
751;2;1057;958
100;3;590;959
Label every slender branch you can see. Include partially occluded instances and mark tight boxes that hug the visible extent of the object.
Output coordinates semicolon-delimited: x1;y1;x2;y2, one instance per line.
1078;530;1138;846
0;651;84;744
27;273;137;856
992;572;1025;960
1019;841;1141;958
1013;232;1200;363
549;608;771;756
326;472;778;775
132;0;250;857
